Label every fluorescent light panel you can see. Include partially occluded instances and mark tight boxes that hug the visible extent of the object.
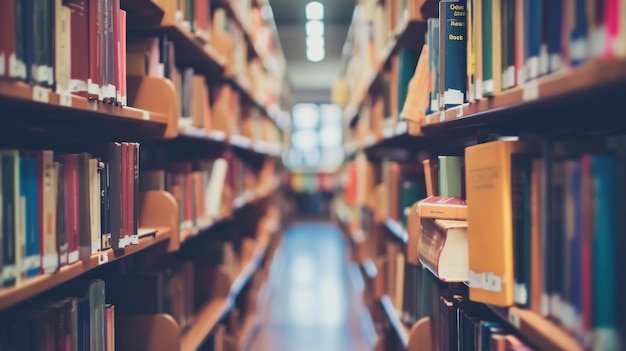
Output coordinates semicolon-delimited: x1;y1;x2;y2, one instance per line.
306;1;324;20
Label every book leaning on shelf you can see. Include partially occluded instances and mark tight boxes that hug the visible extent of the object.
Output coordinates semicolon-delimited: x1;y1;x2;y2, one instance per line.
0;144;140;288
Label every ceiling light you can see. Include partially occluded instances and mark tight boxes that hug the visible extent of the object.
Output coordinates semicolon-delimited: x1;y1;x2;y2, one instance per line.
306;36;324;50
306;1;324;20
306;47;325;62
305;20;324;37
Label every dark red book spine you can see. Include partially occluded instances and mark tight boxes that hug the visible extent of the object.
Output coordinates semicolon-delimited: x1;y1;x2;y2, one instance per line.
65;154;79;263
35;151;44;273
88;0;102;100
0;0;16;78
119;9;127;105
66;0;90;96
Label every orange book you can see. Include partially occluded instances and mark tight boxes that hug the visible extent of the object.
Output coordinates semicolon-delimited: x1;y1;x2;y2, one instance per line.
423;159;439;197
465;140;531;306
529;159;542;314
400;44;430;128
406;202;421;265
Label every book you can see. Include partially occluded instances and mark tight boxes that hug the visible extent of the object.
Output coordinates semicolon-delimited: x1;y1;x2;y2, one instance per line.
438;156;464;198
423;159;439;197
2;151;19;287
19;154;40;278
417;196;467;220
419;218;469;282
465;140;531;306
439;0;468;109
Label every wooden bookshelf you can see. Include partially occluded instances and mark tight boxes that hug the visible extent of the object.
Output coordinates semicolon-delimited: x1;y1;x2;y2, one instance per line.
230;134;284;159
237;312;261;350
227;77;279;128
0;81;169;140
181;236;271;351
0;227;171;311
487;305;583;351
131;23;227;79
180;215;231;243
121;0;165;27
380;295;410;348
361;258;379;280
422;58;626;136
342;2;431;125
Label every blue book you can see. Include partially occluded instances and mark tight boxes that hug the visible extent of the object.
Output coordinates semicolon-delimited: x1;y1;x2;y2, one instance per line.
570;0;588;65
525;0;541;80
440;0;467;109
20;156;40;278
591;155;619;350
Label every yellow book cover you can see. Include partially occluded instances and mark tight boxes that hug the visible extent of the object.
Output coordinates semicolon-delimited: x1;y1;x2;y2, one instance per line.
465;140;527;306
406;202;421;265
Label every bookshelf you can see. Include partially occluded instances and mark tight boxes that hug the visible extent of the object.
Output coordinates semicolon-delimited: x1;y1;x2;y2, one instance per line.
335;0;626;350
0;0;288;349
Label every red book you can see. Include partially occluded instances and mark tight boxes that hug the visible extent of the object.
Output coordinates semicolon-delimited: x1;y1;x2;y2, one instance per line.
113;0;121;103
88;0;102;100
66;0;90;97
0;0;16;78
580;155;593;343
119;9;127;106
64;154;80;264
605;0;619;57
196;0;208;38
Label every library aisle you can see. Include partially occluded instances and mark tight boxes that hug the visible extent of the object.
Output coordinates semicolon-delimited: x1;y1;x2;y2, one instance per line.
249;222;372;351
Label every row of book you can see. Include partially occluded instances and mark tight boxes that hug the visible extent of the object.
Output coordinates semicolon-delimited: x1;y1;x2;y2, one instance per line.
140;158;229;233
0;279;113;350
0;144;139;288
127;35;280;142
430;0;626;112
0;0;128;105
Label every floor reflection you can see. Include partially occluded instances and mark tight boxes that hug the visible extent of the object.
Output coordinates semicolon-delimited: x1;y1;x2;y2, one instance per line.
249;222;371;351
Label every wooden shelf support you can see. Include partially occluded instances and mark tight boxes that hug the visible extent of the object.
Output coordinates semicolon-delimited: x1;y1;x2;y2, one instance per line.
139;190;180;252
127;76;179;138
117;314;182;351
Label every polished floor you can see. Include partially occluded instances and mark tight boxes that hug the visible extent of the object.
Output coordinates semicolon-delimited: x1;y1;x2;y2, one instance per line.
249;222;373;351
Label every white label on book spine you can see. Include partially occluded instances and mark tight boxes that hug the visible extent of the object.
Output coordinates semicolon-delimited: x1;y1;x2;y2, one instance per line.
475;80;483;100
88;80;101;99
482;80;494;95
522;80;539;101
34;65;48;85
469;271;502;292
382;126;393;138
59;251;68;265
91;239;101;254
32;86;50;103
1;265;16;282
517;68;526;86
508;310;521;329
444;89;465;106
591;27;607;57
570;39;587;63
59;93;72;107
526;57;539;80
514;282;527;305
22;255;40;272
549;54;562;73
69;79;88;93
10;54;26;79
142;110;149;120
68;250;79;263
396;120;407;135
456;105;464;118
42;253;59;273
131;235;139;245
0;53;5;76
98;253;109;265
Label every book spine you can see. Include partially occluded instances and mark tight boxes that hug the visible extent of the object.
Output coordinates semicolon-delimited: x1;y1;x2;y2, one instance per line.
1;151;19;287
514;0;525;85
21;156;40;278
78;153;92;260
442;0;468;109
65;154;79;264
481;0;493;95
107;143;122;249
99;162;111;250
133;143;139;239
67;0;89;96
125;142;133;243
119;9;127;106
55;0;72;94
547;0;563;73
526;0;541;80
0;1;17;78
539;0;550;76
55;161;68;268
88;0;101;99
570;0;588;65
89;158;101;254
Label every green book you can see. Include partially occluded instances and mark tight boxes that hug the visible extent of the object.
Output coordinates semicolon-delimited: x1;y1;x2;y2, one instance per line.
397;48;421;114
482;0;494;95
438;155;464;198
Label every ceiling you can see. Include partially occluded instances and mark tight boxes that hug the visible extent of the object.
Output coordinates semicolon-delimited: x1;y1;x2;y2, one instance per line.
269;0;355;102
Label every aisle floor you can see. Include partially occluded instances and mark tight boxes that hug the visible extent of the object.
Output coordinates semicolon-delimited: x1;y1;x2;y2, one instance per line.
249;222;373;351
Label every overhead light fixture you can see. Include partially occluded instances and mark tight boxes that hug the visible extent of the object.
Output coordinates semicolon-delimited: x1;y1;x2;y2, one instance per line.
305;20;324;37
306;36;324;49
306;1;324;20
306;47;325;62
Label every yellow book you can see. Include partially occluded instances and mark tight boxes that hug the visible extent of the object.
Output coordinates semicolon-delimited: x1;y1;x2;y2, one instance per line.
465;140;528;306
